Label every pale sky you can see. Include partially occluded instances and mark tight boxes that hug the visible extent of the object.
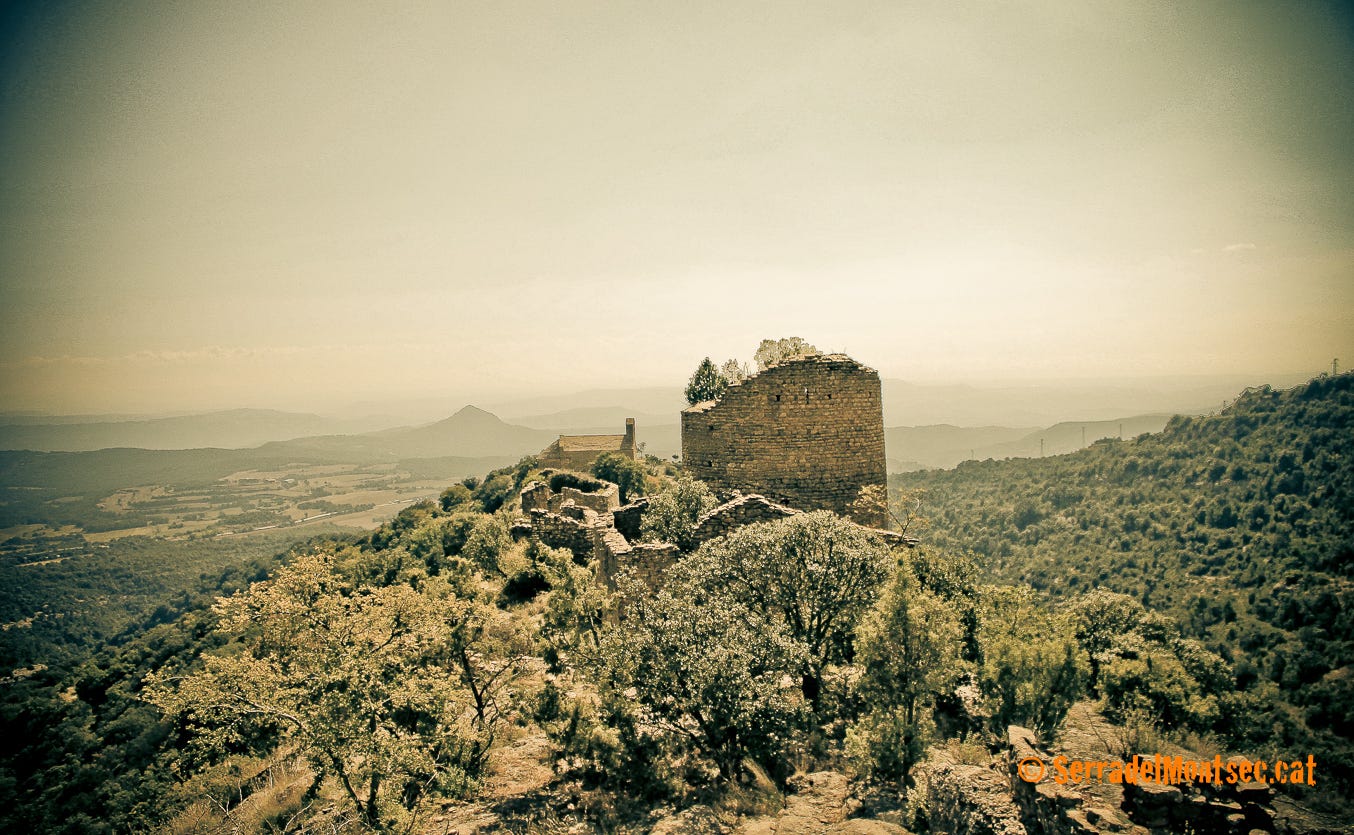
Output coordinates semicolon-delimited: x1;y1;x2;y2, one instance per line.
2;1;1352;415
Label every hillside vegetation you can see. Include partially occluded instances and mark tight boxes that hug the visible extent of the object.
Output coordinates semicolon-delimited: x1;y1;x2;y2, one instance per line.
894;372;1354;808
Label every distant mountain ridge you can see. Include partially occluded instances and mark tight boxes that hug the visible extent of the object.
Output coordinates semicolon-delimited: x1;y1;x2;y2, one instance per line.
4;401;1190;474
0;409;396;452
6;373;1304;454
885;414;1176;471
877;376;1308;427
369;405;555;458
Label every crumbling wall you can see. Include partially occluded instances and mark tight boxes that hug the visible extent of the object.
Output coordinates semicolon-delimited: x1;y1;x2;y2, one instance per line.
515;476;676;580
522;506;597;560
520;481;552;513
1004;716;1293;835
689;493;801;548
594;525;680;590
680;354;887;525
612;498;648;541
560;483;619;513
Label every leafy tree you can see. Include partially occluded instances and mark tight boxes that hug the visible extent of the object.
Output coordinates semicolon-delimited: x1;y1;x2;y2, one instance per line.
472;474;514;513
676;511;893;705
848;560;963;783
976;584;1086;736
719;358;750;384
564;513;894;791
439;483;474;512
591;452;648;504
438;513;480;557
145;552;521;831
537;540;611;669
1100;643;1220;732
753;337;820;371
461;513;512;576
592;575;809;782
639;473;717;550
684;357;728;405
1068;589;1171;691
1066;590;1228;734
1011;499;1043;530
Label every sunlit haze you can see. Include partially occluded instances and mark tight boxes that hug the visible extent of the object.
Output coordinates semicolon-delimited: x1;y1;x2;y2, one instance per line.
2;1;1351;417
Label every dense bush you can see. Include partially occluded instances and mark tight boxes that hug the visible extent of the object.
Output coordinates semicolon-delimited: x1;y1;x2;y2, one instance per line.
638;473;717;550
591;452;648;504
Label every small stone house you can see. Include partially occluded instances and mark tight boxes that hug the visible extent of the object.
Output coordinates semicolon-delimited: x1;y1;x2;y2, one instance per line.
536;418;637;471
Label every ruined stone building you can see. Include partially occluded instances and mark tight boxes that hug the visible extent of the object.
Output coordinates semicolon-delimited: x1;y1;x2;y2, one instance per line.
510;472;682;589
680;353;886;525
513;353;892;590
535;418;637;471
513;471;907;593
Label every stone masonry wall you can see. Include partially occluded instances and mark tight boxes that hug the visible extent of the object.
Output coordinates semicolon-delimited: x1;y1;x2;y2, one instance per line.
536;419;637;472
612;498;648;541
681;354;887;525
520;481;552;513
594;527;681;590
560;483;620;514
536;448;607;472
521;507;597;559
689;493;801;548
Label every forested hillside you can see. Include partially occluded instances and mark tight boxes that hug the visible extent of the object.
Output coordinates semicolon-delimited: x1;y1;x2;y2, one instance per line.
894;372;1354;807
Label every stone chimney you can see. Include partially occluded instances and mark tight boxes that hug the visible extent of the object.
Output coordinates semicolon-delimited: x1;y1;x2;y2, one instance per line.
623;418;636;457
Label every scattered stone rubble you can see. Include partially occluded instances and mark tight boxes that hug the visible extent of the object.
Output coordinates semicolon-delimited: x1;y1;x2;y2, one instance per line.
510;473;681;588
916;701;1345;835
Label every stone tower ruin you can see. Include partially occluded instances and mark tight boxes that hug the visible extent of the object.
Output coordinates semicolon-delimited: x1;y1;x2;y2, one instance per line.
680;353;887;526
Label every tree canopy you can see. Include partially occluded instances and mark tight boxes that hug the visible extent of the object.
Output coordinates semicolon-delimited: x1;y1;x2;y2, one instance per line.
674;510;893;704
683;357;728;405
753;337;820;371
145;551;527;831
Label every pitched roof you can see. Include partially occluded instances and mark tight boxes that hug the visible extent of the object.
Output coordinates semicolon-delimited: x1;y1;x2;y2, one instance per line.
556;434;627;452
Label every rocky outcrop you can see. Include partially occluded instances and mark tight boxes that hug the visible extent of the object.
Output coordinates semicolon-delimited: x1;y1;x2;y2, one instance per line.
1005;724;1140;835
922;751;1028;835
732;771;913;835
915;704;1346;835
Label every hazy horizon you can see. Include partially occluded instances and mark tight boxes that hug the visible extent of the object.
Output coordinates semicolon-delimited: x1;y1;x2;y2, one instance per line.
0;369;1321;431
3;2;1351;416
